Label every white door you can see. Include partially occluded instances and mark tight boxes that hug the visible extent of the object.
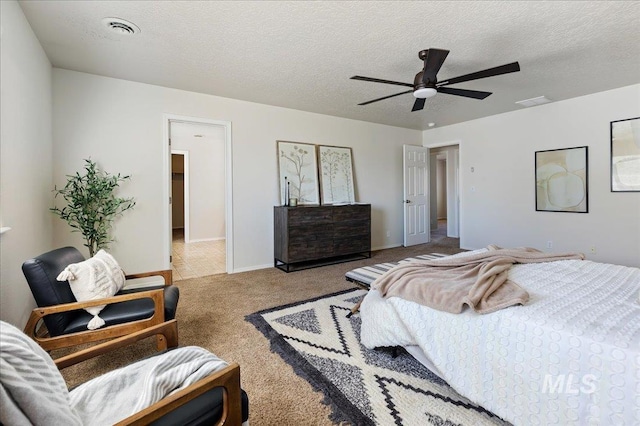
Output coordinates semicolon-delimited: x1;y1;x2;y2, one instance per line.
403;145;430;246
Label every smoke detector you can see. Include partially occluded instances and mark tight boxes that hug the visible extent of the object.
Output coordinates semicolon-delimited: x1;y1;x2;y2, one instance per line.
102;17;140;35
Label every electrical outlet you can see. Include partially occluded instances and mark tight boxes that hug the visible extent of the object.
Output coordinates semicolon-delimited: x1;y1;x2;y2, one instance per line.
546;241;553;249
386;231;391;238
590;246;596;254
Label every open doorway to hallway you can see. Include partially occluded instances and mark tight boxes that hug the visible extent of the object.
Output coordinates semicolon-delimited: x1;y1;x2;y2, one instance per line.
169;121;227;279
429;144;460;245
430;219;448;242
171;229;226;279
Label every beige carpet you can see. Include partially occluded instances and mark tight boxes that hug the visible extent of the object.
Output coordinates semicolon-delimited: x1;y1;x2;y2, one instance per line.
59;238;463;425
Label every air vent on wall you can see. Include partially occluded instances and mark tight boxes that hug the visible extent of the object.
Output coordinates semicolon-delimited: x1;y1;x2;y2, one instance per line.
102;17;140;35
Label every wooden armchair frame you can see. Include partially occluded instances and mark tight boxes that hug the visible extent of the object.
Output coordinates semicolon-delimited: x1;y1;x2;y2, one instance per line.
55;320;243;426
124;269;173;286
119;362;242;426
24;288;176;353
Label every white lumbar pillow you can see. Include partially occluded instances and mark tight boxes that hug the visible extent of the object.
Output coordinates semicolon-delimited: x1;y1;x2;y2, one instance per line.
56;249;125;330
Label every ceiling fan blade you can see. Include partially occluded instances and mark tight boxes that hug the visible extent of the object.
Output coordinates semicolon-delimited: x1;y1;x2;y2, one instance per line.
437;87;492;99
422;48;449;84
437;62;520;87
351;75;414;88
358;89;414;106
412;98;426;111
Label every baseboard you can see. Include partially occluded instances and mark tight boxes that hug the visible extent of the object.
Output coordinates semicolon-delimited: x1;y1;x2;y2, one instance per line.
230;263;273;274
188;237;226;243
372;243;402;251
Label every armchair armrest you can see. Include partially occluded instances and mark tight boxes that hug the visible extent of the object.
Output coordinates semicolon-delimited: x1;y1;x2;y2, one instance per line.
125;269;172;286
117;362;242;426
24;289;168;352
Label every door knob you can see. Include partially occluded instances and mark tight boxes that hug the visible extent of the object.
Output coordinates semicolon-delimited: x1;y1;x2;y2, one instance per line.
404;200;412;203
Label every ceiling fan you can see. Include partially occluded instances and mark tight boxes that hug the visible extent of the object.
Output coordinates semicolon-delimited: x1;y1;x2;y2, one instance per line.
351;48;520;111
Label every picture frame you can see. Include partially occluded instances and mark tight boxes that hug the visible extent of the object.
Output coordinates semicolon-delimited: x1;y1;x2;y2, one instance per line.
535;146;588;213
611;117;640;192
277;141;320;205
318;145;355;205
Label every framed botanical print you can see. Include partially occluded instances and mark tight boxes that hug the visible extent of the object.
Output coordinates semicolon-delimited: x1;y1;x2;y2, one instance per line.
277;141;320;205
318;145;355;205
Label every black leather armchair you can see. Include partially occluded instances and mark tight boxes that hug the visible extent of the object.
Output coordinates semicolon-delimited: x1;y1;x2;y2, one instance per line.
22;246;180;353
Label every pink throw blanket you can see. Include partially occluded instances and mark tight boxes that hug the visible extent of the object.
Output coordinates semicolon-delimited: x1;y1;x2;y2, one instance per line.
372;245;585;314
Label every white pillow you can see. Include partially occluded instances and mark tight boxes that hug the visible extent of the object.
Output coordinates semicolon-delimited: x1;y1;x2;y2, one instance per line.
56;250;125;330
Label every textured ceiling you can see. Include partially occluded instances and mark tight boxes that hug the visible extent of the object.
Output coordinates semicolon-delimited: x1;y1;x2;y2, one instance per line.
18;1;640;130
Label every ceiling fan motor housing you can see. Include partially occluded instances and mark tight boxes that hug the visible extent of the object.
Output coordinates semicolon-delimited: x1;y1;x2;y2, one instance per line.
414;71;436;89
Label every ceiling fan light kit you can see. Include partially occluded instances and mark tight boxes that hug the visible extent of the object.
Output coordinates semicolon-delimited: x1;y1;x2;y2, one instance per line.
351;48;520;112
413;87;437;99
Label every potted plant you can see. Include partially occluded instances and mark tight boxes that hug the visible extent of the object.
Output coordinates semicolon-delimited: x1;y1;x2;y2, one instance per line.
51;159;135;256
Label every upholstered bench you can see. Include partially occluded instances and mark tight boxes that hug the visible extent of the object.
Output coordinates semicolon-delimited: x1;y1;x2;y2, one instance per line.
344;253;447;317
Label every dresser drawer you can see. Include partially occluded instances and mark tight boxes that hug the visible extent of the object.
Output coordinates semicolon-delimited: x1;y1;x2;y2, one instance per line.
289;239;334;262
334;235;370;255
287;207;333;226
332;205;370;222
289;224;332;240
332;221;370;238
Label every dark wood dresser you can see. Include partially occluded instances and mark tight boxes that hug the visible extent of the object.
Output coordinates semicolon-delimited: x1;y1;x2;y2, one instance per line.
274;204;371;272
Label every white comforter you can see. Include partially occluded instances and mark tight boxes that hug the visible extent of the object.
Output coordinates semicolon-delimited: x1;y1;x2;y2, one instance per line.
360;254;640;425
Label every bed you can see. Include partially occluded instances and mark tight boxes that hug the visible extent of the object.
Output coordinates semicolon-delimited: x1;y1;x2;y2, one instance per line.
351;249;640;425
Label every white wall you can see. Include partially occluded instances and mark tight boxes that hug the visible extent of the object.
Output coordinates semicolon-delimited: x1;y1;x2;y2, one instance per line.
171;122;226;241
0;1;53;327
423;84;640;267
53;69;422;272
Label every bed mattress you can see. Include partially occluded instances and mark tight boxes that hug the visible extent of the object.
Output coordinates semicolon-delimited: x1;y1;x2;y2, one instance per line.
360;251;640;425
345;253;447;287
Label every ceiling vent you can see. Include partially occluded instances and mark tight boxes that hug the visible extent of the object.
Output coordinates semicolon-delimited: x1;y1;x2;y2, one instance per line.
515;96;552;108
102;17;140;35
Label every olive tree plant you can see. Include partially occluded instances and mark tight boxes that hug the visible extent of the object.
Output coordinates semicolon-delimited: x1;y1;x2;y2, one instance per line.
51;159;135;256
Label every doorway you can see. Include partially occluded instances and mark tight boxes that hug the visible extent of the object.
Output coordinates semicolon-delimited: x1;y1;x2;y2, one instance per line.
433;154;448;240
164;114;233;277
429;144;460;242
171;151;190;243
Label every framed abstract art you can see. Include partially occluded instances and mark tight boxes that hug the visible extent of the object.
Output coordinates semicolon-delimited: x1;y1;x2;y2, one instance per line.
535;146;588;213
611;117;640;192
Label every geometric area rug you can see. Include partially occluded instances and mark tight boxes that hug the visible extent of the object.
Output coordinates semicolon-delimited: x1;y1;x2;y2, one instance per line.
246;289;510;426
